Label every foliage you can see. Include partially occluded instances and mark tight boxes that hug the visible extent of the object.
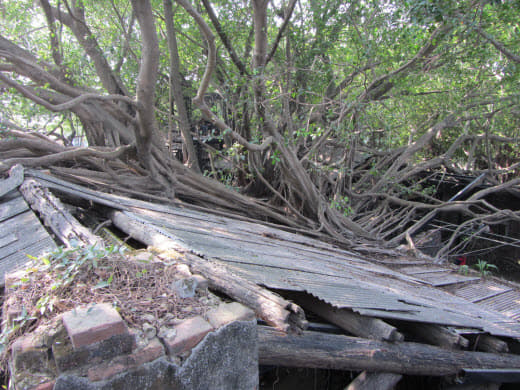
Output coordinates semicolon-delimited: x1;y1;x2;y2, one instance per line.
0;0;519;254
473;259;499;277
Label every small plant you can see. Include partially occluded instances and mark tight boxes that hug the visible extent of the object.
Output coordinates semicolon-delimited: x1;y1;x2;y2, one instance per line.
458;264;469;275
331;195;353;217
473;259;498;277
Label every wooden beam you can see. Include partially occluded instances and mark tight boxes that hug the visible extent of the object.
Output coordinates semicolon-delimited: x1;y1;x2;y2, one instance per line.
400;322;470;349
19;179;103;248
291;293;403;342
345;372;402;390
476;334;509;353
290;293;404;390
110;210;307;334
0;164;24;198
258;326;520;376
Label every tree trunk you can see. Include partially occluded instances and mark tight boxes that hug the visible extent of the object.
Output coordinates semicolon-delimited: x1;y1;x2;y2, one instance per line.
163;0;200;172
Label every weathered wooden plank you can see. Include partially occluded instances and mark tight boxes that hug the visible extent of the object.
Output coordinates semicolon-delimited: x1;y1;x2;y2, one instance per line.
258;326;520;376
0;236;56;285
399;265;450;275
0;233;17;249
19;179;103;248
0;195;29;222
478;291;520;320
0;223;50;260
0;164;24;198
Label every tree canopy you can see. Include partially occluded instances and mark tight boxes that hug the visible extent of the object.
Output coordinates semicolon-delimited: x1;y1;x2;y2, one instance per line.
1;0;520;259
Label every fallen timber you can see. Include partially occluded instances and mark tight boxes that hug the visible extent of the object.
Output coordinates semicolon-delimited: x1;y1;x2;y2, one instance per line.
258;326;520;376
20;178;103;248
110;210;307;334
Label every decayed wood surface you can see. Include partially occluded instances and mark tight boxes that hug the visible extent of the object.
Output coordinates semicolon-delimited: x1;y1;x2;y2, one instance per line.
345;372;402;390
0;165;24;198
258;326;520;376
19;179;103;248
110;210;307;333
292;293;403;341
476;334;509;353
400;322;470;349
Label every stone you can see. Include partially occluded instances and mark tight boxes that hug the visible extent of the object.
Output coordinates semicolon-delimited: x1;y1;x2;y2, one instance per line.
62;303;128;349
142;323;156;340
160;313;180;327
206;302;256;329
172;277;198;299
132;338;165;366
174;264;191;278
158;326;176;340
129;251;155;262
13;375;56;390
161;316;213;356
178;320;258;390
191;274;209;291
52;320;258;390
141;314;156;323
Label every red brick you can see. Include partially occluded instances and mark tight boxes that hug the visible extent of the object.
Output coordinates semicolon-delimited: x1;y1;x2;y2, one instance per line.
132;338;164;365
62;303;128;348
162;316;213;356
86;338;164;382
88;362;127;382
206;302;256;329
11;334;49;374
29;380;55;390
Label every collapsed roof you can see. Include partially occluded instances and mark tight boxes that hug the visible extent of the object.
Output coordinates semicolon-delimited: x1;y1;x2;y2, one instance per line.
3;167;520;386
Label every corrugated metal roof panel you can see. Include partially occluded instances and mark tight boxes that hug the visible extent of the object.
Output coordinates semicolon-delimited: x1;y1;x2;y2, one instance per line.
451;280;513;303
478;290;520;320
